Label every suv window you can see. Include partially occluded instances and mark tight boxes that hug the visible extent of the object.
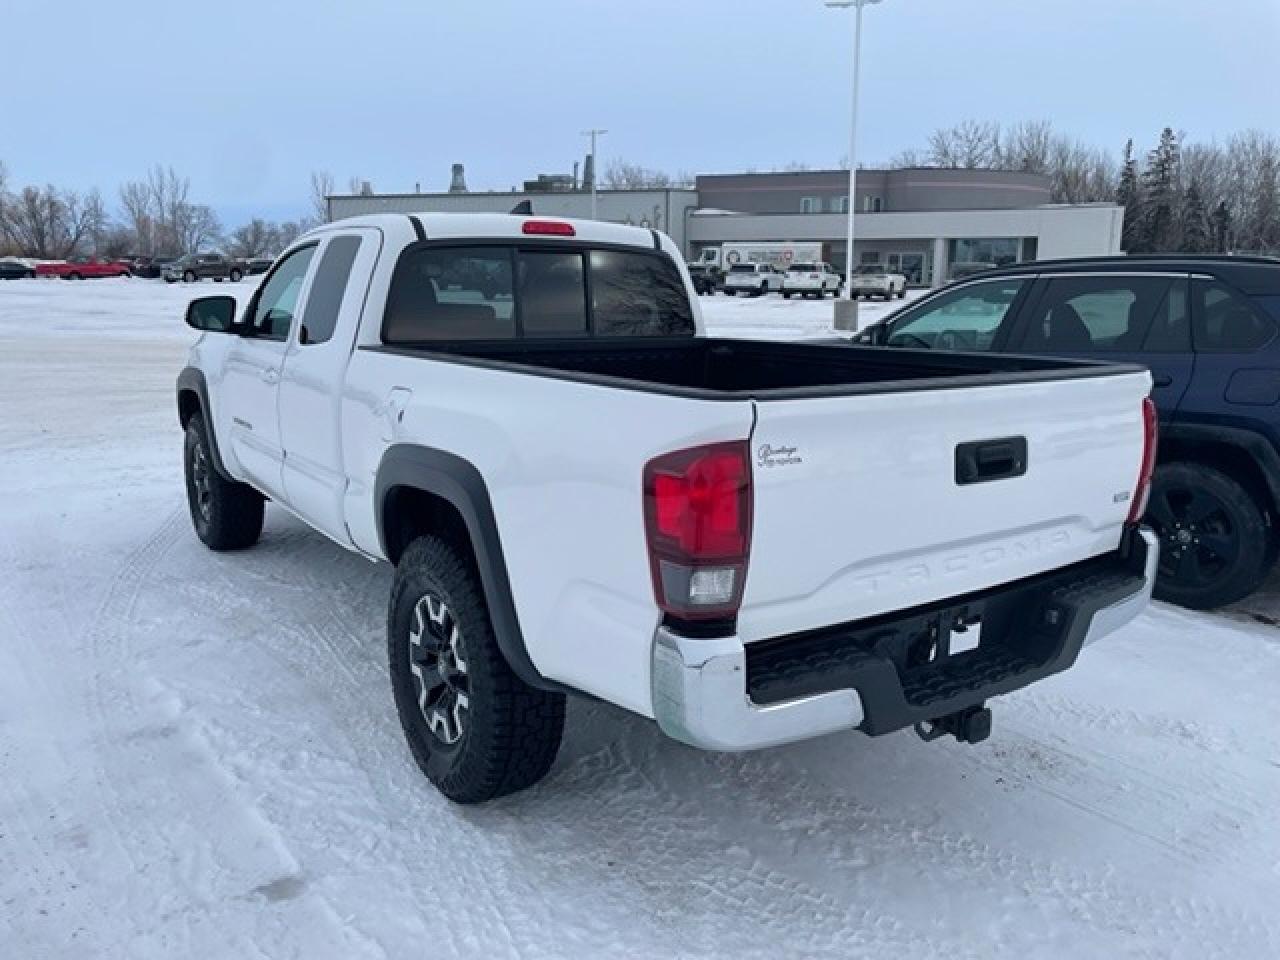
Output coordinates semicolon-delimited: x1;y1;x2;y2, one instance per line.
590;249;694;336
789;263;817;272
298;235;362;346
729;264;756;274
1020;276;1182;352
887;278;1026;350
1193;280;1277;352
248;244;317;341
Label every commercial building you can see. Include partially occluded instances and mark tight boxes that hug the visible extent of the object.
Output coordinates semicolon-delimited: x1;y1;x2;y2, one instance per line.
328;165;1121;288
691;168;1122;287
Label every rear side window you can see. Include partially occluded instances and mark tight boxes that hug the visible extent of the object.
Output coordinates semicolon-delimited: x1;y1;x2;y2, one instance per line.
1020;276;1177;352
299;235;362;346
383;247;515;342
1194;280;1277;352
589;250;695;337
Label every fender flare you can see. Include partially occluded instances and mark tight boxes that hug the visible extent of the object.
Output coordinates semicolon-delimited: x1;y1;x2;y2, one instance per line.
1159;421;1280;513
176;366;232;479
374;444;558;692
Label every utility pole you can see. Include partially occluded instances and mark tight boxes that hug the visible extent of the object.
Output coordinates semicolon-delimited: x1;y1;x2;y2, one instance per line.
825;0;883;331
582;128;608;219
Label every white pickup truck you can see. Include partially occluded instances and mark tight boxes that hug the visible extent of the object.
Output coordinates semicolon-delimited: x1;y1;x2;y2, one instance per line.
850;263;909;299
177;213;1158;804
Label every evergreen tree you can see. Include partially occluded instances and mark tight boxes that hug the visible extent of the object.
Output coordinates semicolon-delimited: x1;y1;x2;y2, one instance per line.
1139;128;1179;252
1115;139;1143;252
1212;200;1233;253
1180;183;1210;252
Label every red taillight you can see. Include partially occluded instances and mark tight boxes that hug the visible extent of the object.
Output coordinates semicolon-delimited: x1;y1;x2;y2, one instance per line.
522;219;575;236
644;441;752;620
1128;396;1159;524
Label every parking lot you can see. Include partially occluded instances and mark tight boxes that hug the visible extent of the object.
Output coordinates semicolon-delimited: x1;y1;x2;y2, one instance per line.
2;277;1278;958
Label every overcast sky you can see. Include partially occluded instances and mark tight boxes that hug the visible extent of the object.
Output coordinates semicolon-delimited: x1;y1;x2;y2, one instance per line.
4;0;1277;226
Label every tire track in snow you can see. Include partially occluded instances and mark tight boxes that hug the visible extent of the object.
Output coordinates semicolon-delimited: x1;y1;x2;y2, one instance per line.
79;508;387;959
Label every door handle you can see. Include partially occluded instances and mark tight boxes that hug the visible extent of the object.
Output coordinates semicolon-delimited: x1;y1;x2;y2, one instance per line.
1153;374;1173;387
261;367;280;385
955;436;1028;485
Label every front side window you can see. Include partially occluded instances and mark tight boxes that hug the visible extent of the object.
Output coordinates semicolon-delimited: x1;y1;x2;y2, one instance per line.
1020;276;1179;353
887;278;1026;351
248;244;317;341
383;247;515;342
1194;280;1277;352
590;250;694;337
298;235;363;346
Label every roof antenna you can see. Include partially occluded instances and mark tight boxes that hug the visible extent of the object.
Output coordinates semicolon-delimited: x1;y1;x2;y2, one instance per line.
510;199;533;215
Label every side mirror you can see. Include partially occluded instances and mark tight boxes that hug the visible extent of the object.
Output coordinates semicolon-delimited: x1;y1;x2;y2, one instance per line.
186;295;237;333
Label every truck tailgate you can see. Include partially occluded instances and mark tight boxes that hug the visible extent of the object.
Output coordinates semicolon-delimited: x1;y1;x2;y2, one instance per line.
738;369;1152;643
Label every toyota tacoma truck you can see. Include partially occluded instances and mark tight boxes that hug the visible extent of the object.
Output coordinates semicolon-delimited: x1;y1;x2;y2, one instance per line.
176;213;1159;804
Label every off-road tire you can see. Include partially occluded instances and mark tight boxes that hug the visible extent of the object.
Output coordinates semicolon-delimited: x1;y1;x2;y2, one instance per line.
389;536;565;804
1147;461;1271;609
183;414;264;550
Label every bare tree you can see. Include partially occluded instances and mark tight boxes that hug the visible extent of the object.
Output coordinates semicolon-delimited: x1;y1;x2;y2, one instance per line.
998;120;1055;172
228;218;275;258
173;203;222;254
602;160;692;189
927;120;1001;168
310;170;334;223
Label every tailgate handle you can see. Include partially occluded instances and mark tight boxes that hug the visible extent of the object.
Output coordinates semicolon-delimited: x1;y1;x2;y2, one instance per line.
956;437;1027;485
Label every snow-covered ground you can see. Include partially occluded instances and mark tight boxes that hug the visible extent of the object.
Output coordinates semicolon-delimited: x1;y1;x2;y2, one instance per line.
2;277;1279;959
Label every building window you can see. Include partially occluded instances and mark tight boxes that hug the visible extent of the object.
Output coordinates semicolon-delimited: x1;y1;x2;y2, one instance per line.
873;197;882;212
800;197;820;213
947;238;1022;273
835;195;850;213
860;251;881;265
861;196;883;213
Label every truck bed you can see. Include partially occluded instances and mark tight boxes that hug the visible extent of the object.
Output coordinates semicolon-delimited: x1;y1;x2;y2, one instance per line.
368;337;1139;401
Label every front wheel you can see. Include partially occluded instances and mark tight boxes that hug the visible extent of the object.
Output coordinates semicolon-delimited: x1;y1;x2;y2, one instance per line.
183;415;264;550
389;536;565;803
183;270;197;283
1147;462;1271;609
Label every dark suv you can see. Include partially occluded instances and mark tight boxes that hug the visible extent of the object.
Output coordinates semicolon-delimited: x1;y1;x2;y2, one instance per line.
857;255;1280;610
163;253;245;283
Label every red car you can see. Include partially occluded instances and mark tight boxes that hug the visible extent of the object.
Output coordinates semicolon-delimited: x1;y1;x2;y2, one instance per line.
35;256;132;280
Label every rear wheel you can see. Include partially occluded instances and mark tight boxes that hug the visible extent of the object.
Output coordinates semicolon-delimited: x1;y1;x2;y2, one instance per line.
184;270;197;283
389;536;565;803
1146;461;1271;609
68;272;83;280
183;414;264;550
229;268;243;282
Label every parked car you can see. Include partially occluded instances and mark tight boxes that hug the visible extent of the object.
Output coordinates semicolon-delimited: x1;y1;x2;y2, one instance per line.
129;256;177;279
35;256;132;280
687;261;720;295
723;262;785;296
163;253;246;283
782;262;843;299
0;258;36;279
849;263;908;300
246;257;274;276
176;212;1156;804
856;254;1280;609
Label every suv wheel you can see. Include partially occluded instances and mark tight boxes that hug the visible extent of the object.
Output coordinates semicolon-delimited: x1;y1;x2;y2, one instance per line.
183;270;197;283
1146;461;1270;609
389;536;565;803
229;268;243;282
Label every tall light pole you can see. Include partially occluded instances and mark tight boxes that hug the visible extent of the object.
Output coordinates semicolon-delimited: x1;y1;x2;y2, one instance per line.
825;0;882;331
582;128;608;219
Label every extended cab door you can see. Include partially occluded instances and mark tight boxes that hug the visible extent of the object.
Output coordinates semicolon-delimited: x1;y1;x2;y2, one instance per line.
277;229;380;544
220;243;318;498
1007;273;1194;415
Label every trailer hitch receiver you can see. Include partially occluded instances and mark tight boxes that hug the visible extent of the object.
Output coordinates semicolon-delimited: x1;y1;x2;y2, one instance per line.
914;704;992;745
